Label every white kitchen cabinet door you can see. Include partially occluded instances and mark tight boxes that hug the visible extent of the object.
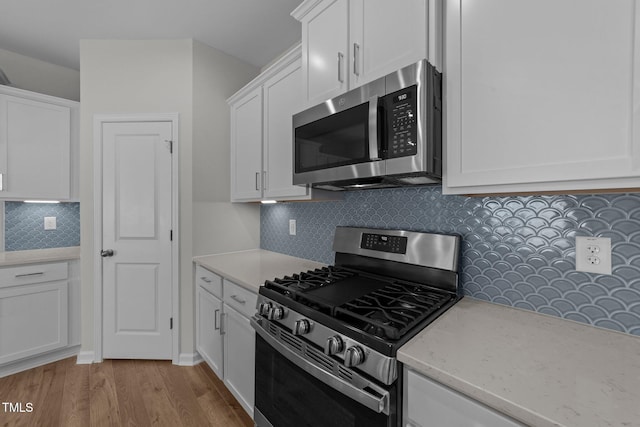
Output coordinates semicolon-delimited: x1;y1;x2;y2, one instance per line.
0;281;68;365
223;304;255;419
196;286;224;379
349;0;430;88
263;59;309;200
300;0;350;106
444;0;640;194
295;0;435;106
230;86;263;202
0;93;71;200
404;370;523;427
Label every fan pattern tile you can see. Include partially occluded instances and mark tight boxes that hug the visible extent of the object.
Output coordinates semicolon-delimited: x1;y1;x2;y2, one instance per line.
261;187;640;336
5;202;80;251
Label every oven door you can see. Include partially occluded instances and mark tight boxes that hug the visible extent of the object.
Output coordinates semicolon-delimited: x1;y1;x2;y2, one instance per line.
253;322;398;427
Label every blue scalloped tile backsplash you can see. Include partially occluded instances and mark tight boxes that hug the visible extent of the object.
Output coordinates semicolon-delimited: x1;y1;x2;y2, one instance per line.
261;187;640;337
5;202;80;251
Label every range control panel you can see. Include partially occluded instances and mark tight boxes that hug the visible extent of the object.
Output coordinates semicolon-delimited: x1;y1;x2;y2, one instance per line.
361;233;408;254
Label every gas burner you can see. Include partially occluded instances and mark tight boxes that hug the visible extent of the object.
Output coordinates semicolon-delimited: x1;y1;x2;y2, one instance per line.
336;281;454;340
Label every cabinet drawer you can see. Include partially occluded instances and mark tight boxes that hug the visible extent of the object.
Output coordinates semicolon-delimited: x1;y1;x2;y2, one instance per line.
196;265;222;298
0;262;68;289
223;279;257;318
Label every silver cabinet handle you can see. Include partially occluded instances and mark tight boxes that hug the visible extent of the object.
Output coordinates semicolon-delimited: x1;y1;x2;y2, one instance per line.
337;52;345;83
101;249;114;257
200;276;212;283
15;272;44;278
353;43;360;76
220;312;227;335
0;173;4;191
214;309;220;330
255;172;260;191
230;295;246;305
263;171;268;191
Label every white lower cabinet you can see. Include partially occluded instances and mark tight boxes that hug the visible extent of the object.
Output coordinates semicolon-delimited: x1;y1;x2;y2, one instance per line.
404;369;523;427
0;260;79;375
195;265;257;419
196;285;223;378
223;304;255;417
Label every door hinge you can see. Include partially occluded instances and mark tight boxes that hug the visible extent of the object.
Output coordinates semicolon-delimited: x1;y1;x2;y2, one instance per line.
170;317;173;330
165;139;173;153
170;230;173;241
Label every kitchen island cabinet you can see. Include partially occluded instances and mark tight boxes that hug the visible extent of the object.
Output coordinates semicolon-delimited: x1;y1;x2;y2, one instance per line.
398;298;640;427
0;248;80;378
444;0;640;195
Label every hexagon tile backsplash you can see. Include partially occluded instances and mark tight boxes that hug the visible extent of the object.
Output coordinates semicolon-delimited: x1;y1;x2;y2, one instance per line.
5;202;80;251
261;186;640;337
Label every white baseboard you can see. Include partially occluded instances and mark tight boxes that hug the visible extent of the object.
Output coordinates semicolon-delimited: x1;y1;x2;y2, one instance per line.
178;352;203;366
76;351;95;365
0;346;80;378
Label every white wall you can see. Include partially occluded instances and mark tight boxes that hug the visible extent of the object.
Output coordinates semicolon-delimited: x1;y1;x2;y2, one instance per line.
0;48;80;101
79;39;260;357
192;41;260;257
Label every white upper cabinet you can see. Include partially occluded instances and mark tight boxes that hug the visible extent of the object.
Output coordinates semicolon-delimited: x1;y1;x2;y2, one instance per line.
444;0;640;194
0;86;79;201
262;60;309;200
293;0;436;107
230;86;263;202
229;44;340;202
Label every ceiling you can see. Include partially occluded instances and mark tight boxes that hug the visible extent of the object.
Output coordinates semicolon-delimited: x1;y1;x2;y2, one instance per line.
0;0;303;71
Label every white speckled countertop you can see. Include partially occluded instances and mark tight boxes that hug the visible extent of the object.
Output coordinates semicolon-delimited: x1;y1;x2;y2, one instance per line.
193;249;325;292
0;246;80;267
398;297;640;427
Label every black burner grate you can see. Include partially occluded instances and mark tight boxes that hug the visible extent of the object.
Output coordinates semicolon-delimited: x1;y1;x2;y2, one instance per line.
335;281;453;340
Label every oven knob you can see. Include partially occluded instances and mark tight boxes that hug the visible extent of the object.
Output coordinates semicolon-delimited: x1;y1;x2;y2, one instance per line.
268;306;284;321
324;336;344;356
344;346;366;368
292;319;311;335
258;302;271;317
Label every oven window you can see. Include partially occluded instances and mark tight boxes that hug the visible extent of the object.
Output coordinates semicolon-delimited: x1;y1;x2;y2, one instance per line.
255;335;395;427
295;102;371;173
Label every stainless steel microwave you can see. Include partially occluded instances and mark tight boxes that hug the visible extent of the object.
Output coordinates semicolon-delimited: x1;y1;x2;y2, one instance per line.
293;59;442;191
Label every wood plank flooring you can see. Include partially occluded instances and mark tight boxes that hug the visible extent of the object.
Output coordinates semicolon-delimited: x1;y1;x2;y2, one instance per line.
0;358;253;427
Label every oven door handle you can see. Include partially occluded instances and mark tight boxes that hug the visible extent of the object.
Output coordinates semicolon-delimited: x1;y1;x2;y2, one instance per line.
251;317;390;415
368;96;381;161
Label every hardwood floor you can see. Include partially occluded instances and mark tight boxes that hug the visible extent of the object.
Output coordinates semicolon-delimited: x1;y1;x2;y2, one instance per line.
0;358;254;427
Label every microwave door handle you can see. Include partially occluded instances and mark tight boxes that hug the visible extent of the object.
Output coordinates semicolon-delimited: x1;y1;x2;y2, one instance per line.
368;96;380;160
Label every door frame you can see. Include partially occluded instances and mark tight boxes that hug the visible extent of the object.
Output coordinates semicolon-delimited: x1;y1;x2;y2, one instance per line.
93;113;180;364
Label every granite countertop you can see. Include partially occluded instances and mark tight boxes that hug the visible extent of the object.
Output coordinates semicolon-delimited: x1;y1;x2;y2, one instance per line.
0;246;80;267
193;249;325;293
398;298;640;427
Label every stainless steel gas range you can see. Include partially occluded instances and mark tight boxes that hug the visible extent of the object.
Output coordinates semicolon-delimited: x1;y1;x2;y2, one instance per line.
251;226;461;427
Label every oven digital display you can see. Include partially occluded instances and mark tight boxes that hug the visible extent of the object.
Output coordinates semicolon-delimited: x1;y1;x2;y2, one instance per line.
361;233;407;254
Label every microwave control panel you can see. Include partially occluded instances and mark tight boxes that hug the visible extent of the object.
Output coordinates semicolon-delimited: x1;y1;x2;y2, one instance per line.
385;85;418;159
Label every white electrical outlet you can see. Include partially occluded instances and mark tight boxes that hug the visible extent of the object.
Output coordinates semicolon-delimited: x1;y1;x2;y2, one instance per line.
289;219;296;236
44;216;57;230
575;236;611;274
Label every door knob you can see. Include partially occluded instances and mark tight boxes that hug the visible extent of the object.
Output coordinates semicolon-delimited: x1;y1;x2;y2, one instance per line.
101;249;114;257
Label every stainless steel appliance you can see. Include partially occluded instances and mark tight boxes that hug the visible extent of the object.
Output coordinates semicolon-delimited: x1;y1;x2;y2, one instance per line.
252;227;461;427
292;60;442;190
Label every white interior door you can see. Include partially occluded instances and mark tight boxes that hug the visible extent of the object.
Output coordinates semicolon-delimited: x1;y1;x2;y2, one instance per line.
101;121;173;359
